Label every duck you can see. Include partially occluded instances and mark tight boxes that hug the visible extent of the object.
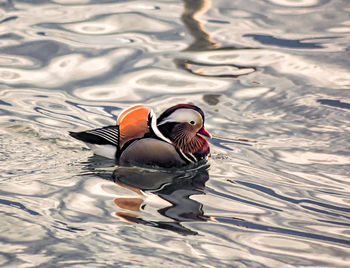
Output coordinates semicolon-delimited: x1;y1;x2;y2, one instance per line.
69;104;211;168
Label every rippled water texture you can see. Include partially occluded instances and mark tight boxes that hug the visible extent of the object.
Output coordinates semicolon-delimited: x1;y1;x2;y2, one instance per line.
1;0;350;267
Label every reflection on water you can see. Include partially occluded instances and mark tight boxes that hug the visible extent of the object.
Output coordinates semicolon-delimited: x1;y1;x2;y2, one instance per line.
175;58;256;78
113;166;210;235
0;0;350;266
181;0;218;51
177;0;257;78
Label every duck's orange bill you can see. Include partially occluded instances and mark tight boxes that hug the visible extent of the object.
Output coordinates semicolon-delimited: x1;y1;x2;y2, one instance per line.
198;127;212;138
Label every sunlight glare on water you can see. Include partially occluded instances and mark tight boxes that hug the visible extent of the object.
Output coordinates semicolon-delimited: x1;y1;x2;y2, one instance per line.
0;0;350;267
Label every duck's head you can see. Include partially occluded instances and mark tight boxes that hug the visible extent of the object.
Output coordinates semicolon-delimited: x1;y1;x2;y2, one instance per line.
157;104;211;155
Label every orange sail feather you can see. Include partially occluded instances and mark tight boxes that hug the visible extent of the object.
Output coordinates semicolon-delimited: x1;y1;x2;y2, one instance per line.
117;105;151;148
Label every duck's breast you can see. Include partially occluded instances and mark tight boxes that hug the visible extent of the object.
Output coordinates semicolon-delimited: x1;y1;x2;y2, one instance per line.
119;138;186;168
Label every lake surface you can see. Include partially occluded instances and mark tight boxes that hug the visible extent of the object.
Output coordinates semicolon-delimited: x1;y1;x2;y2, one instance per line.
0;0;350;267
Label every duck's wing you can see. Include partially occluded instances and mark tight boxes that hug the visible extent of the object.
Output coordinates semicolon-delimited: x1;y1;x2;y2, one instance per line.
69;126;119;146
117;105;152;148
69;105;171;160
69;126;119;159
69;105;150;147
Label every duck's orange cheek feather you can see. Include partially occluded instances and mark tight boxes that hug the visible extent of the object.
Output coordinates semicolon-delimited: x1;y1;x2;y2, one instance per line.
117;105;151;148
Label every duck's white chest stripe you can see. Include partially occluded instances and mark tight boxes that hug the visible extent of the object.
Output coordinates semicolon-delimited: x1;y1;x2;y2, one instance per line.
176;148;195;164
187;153;197;162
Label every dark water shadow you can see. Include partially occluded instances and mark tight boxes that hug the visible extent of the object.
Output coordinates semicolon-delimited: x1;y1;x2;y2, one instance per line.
317;99;350;111
0;198;40;216
243;34;339;49
0;15;17;24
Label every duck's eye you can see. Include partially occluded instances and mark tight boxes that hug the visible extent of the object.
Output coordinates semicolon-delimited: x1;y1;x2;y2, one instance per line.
190;121;195;125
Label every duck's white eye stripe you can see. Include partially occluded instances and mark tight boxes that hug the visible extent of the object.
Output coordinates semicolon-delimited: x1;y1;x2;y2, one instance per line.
159;108;202;125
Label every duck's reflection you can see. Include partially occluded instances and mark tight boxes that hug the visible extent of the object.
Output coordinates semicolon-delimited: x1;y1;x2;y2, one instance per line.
112;165;211;235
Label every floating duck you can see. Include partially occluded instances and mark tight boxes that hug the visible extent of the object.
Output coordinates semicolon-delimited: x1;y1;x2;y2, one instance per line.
70;104;211;168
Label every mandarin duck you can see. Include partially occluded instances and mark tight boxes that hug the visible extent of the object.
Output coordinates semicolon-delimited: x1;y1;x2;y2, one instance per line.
69;104;211;168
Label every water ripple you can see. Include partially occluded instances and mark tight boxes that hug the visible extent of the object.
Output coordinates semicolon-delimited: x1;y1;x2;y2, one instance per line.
0;0;350;267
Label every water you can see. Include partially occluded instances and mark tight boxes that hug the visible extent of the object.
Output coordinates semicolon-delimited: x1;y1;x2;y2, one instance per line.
0;0;350;267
